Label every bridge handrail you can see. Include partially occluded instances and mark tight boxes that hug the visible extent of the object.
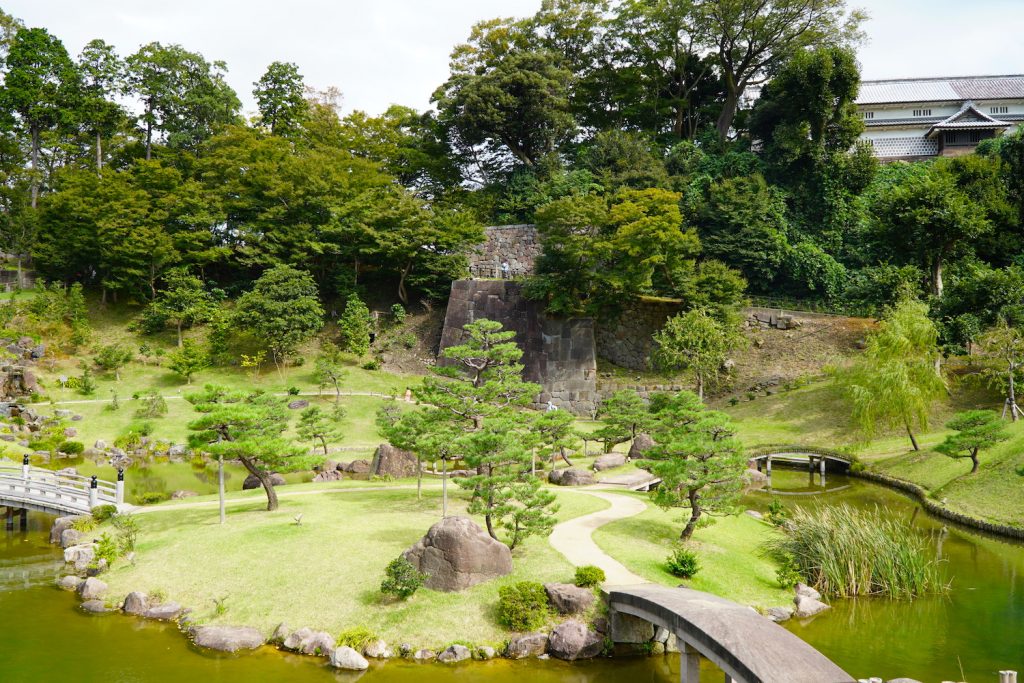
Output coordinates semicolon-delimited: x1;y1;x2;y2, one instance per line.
0;466;119;498
748;444;855;462
0;476;118;501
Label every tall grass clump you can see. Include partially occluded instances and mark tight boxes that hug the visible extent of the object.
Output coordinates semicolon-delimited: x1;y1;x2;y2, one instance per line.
763;504;946;598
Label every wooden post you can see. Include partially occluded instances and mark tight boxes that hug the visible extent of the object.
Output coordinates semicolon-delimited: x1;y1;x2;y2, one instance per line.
680;642;700;683
218;456;225;526
116;468;125;505
442;457;448;518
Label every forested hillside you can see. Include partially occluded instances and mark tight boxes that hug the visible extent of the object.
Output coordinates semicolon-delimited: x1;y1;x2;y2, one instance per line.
0;0;1022;363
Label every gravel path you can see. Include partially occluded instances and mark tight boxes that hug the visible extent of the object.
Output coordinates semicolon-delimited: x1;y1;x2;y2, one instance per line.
548;489;650;586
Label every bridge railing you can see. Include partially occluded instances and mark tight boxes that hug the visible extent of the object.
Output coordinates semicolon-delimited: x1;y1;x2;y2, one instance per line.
748;444;856;463
0;465;120;512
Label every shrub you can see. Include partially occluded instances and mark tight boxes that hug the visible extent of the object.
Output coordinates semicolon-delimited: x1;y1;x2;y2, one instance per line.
775;553;803;589
287;386;301;395
93;532;120;566
112;514;140;552
361;359;381;371
666;547;700;579
574;565;606;588
135;392;167;419
337;626;378;650
496;581;549;631
91;504;118;522
390;303;406;325
78;365;96;396
71;516;98;533
380;556;426;600
397;332;417;349
138;491;169;505
766;498;788;527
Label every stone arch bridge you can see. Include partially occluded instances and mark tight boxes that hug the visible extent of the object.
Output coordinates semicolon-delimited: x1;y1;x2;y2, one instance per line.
0;461;123;525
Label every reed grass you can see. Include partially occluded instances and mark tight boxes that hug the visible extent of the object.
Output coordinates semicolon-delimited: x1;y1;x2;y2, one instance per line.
763;504;947;598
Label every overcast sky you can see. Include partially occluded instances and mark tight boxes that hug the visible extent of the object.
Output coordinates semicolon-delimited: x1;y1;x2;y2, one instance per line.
6;0;1024;117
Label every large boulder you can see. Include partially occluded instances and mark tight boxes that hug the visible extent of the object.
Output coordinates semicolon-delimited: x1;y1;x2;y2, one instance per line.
64;544;96;572
122;591;150;616
793;594;830;618
282;627;336;656
592;453;626;471
544;583;596;615
362;639;391;658
57;575;83;591
144;602;182;620
795;583;821;601
628;434;655;459
80;600;109;614
287;399;310;410
60;528;84;548
554;468;594;487
78;577;107;601
437;644;472;663
372;443;419;478
402;516;513;592
242;473;287;490
331;646;369;670
766;606;793;623
548;620;603;661
50;515;85;544
506;632;548;659
344;459;371;474
192;625;265;652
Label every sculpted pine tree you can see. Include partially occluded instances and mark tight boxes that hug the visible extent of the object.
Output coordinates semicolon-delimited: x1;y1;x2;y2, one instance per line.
414;319;557;548
936;410;1009;474
186;385;312;510
297;405;344;455
595;390;651;452
641;391;746;541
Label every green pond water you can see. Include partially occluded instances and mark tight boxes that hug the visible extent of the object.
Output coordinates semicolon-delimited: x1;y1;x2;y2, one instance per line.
1;468;1023;682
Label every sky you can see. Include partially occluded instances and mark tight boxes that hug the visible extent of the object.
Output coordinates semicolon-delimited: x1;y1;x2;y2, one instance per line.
6;0;1024;118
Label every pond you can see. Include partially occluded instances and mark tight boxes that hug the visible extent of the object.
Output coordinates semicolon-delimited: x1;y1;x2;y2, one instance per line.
1;467;1022;682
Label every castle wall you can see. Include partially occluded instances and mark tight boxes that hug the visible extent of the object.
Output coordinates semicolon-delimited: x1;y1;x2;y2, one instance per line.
468;225;541;279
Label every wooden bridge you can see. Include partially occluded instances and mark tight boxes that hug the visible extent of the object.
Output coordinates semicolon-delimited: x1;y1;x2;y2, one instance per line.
608;584;853;683
0;459;124;520
748;445;854;487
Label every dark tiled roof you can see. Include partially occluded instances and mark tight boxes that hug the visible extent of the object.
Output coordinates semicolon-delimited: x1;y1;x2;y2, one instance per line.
858;75;1024;105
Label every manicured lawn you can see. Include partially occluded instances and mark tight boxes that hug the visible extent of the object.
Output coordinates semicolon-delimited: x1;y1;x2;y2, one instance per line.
592;493;791;610
97;486;609;649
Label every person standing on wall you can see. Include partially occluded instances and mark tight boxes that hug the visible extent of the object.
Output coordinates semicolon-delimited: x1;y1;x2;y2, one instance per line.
501;260;510;279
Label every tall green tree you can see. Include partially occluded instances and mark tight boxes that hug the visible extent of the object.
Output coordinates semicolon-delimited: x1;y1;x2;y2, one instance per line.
1;27;79;208
836;298;946;450
642;391;746;540
76;39;125;173
297;405;344;455
149;268;215;346
337;294;372;357
235;265;324;373
253;61;307;136
594;389;651;452
653;306;745;399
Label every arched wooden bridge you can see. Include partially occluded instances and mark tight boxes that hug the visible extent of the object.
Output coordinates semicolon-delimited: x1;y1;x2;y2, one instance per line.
748;445;854;486
0;462;123;517
608;585;853;683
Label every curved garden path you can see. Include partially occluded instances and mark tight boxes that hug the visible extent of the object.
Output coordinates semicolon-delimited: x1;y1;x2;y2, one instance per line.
548;490;650;585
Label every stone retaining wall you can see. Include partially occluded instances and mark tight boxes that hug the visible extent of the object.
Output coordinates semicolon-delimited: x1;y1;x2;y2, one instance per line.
440;280;598;415
468;225;541;279
856;469;1024;540
595;299;683;371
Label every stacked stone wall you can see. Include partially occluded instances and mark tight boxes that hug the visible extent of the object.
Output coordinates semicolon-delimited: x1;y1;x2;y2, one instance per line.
468;225;541;279
439;280;598;415
595;300;683;371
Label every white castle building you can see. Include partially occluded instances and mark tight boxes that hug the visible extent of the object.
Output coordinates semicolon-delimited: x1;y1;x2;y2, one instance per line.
856;75;1024;160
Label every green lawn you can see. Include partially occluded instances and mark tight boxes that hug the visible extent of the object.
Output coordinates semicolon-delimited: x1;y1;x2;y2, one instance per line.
97;485;610;649
593;492;791;610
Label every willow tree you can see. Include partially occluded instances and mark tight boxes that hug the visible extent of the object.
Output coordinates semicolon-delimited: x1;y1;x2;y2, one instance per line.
836;298;946;450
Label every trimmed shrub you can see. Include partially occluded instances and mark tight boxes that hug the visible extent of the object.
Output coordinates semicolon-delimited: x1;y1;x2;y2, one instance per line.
775;553;803;589
573;565;606;588
496;581;549;631
380;556;426;600
91;504;118;522
337;626;378;650
59;440;84;455
666;547;700;579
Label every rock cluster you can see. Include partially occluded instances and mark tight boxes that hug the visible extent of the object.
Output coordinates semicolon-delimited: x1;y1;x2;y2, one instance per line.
372;443;419;478
548;468;595;486
793;583;830;618
402;516;513;592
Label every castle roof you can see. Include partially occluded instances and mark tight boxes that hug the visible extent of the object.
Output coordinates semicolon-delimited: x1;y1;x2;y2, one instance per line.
858;75;1024;105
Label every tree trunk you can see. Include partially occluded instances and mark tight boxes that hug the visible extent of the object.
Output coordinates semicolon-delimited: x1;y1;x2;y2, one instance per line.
96;130;103;175
30;127;41;209
559;446;573;467
441;457;448;518
905;422;920;451
218;455;225;525
145;114;153;161
398;261;412;306
320;437;328;455
931;256;944;297
176;322;183;348
240;456;279;511
1009;367;1019;422
680;488;701;541
696;373;705;400
715;87;740;141
970;450;979;474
